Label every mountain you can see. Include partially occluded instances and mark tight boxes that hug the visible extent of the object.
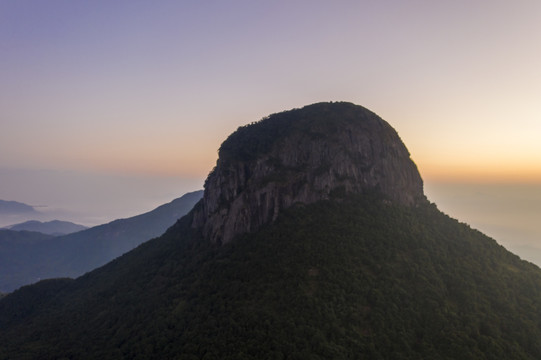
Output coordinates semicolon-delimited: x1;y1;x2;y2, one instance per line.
0;200;36;214
0;200;41;228
4;220;88;236
1;102;541;359
0;191;202;293
193;102;425;245
0;230;55;293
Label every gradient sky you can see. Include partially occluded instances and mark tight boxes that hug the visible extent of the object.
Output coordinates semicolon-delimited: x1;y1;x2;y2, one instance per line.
1;1;540;232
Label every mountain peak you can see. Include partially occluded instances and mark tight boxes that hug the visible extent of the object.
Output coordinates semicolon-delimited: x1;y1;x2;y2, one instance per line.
192;102;426;244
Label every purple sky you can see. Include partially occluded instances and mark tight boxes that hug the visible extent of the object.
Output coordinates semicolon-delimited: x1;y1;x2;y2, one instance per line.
1;1;540;263
2;1;539;181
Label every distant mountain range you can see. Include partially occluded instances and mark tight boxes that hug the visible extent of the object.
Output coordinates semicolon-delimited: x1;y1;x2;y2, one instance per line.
4;220;88;236
0;200;42;228
0;229;55;293
0;200;37;214
0;190;203;293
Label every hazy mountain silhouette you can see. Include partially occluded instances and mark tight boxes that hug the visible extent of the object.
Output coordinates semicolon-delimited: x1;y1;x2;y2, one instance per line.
0;229;55;293
0;200;42;228
4;220;88;236
0;200;37;214
1;103;541;359
0;190;202;293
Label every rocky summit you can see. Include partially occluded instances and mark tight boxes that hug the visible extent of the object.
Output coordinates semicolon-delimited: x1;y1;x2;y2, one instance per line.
192;102;426;244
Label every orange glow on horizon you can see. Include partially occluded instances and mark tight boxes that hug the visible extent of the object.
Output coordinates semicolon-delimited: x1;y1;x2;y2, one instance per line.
419;162;541;184
83;155;541;185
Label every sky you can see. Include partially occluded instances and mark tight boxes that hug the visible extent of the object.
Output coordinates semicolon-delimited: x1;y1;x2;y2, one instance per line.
0;1;540;261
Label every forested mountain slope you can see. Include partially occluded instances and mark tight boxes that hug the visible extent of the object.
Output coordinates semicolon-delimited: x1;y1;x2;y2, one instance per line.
1;196;541;359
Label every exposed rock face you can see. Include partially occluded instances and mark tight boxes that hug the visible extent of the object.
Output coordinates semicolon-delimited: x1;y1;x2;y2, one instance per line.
192;102;426;244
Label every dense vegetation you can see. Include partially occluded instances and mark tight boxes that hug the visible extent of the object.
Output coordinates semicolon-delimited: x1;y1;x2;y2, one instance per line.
217;102;382;165
1;195;541;359
0;191;202;293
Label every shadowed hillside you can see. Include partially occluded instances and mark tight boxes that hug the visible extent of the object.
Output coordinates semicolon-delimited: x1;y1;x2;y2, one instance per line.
0;191;202;292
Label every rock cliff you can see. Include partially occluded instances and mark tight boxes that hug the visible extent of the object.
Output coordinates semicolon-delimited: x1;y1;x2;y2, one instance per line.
192;102;426;244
